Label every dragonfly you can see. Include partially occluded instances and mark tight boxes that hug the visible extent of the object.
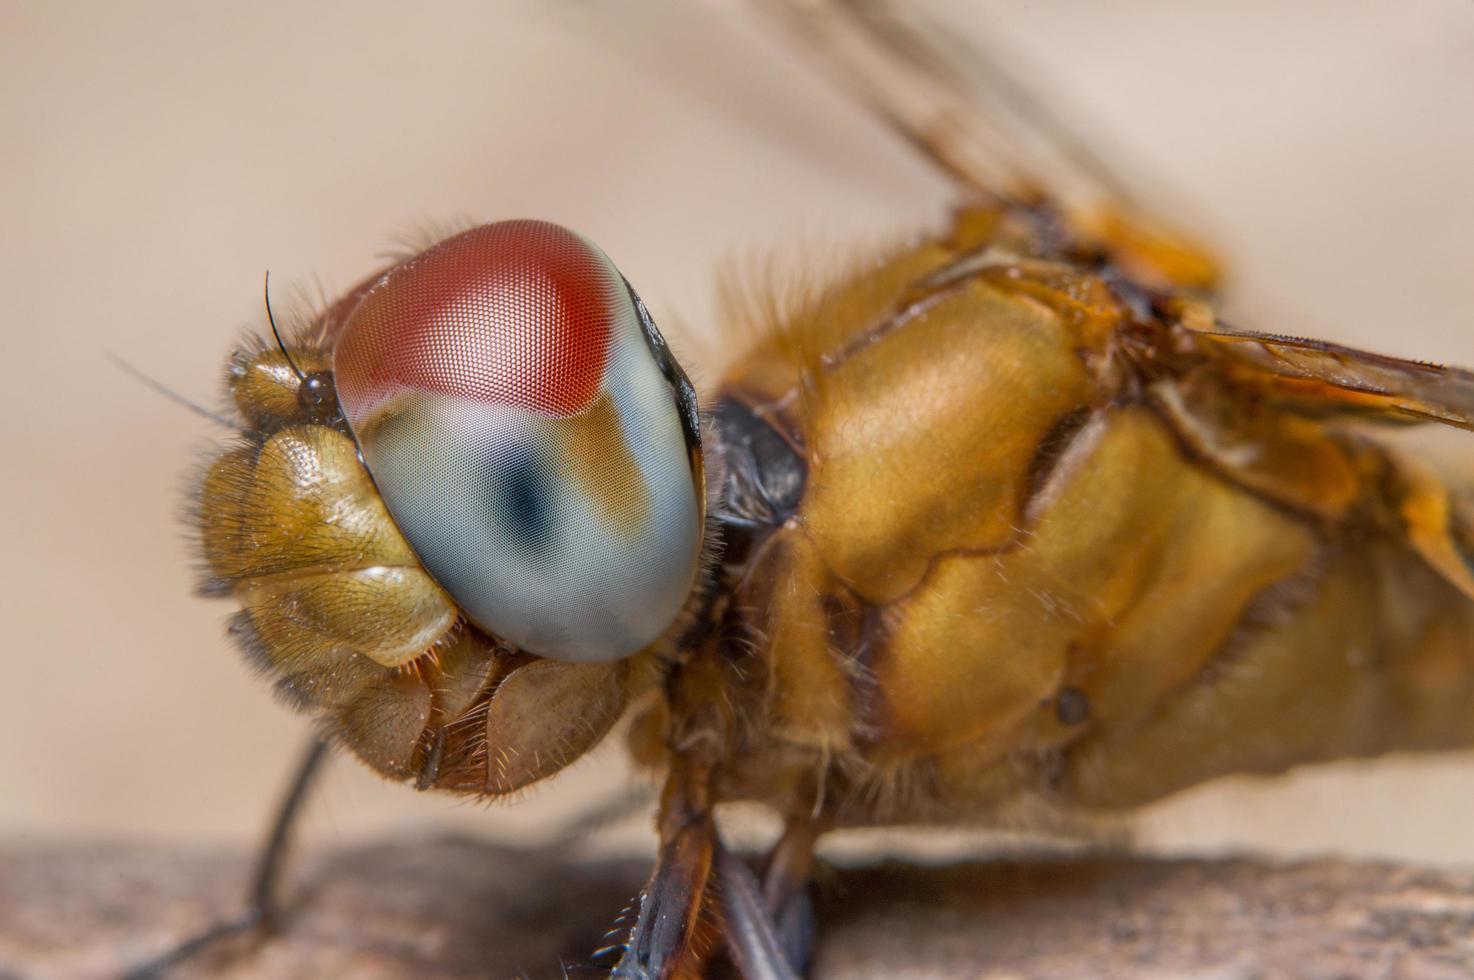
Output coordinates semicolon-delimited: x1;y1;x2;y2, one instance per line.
129;2;1474;977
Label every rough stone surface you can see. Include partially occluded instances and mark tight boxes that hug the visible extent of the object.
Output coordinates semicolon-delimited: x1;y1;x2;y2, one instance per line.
3;836;1474;979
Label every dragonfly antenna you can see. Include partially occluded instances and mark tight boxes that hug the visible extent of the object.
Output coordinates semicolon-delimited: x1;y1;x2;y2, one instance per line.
264;270;307;382
105;351;242;431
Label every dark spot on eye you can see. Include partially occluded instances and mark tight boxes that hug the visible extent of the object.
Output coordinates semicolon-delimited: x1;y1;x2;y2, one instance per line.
1056;686;1091;726
496;449;555;558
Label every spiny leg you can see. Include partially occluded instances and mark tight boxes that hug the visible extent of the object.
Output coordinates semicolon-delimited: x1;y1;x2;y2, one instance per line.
611;813;715;979
122;735;331;979
609;750;731;980
607;737;816;979
610;820;808;980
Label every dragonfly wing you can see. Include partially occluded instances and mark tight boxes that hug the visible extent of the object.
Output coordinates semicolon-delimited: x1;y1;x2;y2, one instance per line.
753;0;1044;201
1149;318;1474;601
753;0;1153;204
753;0;1222;293
1193;324;1474;432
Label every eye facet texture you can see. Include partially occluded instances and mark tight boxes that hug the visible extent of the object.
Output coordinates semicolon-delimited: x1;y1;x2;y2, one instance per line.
334;221;703;662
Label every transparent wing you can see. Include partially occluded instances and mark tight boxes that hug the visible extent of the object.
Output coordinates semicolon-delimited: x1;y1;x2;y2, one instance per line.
759;0;1474;433
753;0;1221;292
1173;320;1474;602
752;0;1127;205
1193;324;1474;432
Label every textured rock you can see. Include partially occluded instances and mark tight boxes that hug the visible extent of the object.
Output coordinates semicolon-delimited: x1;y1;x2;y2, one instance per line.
3;836;1474;979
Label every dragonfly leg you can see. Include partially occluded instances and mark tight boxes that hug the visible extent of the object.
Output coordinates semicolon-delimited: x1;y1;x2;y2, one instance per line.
609;824;715;978
612;762;717;979
762;819;821;974
604;757;817;980
717;841;804;980
122;734;331;979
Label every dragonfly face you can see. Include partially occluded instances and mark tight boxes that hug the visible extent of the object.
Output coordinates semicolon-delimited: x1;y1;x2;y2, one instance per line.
197;221;707;793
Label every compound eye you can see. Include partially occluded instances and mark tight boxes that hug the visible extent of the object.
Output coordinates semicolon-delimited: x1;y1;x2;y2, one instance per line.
333;221;703;663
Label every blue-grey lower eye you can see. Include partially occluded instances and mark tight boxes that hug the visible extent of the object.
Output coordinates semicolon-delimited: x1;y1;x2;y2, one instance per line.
332;222;705;663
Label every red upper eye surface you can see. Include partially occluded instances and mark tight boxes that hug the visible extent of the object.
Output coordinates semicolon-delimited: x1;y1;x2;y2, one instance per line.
333;220;617;425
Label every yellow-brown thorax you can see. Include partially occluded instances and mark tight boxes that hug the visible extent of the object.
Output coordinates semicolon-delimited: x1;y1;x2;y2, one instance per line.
643;206;1474;830
196;204;1474;830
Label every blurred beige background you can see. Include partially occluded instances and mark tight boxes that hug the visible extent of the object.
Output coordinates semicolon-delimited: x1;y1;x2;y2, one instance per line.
4;0;1474;866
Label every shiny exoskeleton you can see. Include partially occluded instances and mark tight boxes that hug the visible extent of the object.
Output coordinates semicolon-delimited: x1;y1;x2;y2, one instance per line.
195;198;1474;977
182;3;1474;977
